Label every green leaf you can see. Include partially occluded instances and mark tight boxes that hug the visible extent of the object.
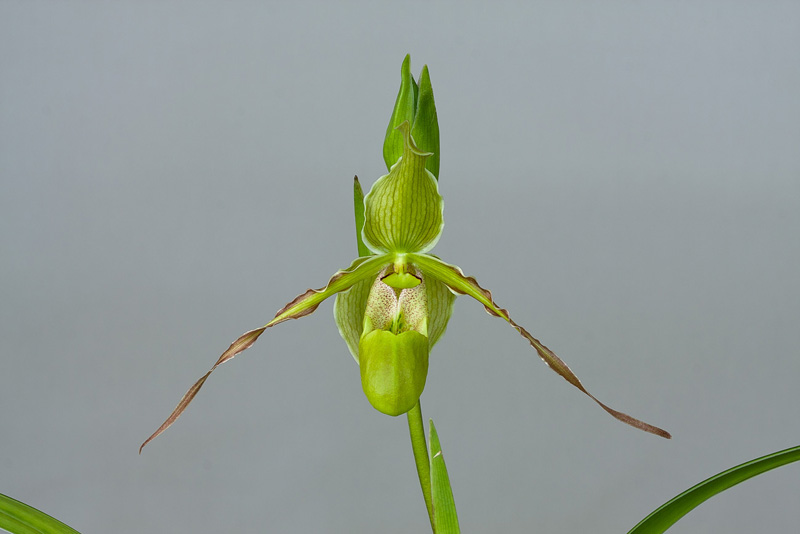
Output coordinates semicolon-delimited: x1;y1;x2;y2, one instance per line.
410;65;440;179
629;444;800;534
363;122;444;254
429;420;460;534
140;254;390;452
410;252;671;439
384;54;418;170
0;493;81;534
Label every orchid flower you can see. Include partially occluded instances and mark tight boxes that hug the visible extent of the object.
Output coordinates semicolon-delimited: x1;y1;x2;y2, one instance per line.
140;55;669;454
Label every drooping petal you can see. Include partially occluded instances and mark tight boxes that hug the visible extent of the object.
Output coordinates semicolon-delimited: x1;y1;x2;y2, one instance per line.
363;122;444;254
410;253;671;439
140;254;390;453
138;328;263;454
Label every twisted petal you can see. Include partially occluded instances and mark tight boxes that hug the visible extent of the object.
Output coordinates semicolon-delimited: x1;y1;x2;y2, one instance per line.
140;254;389;452
410;253;671;439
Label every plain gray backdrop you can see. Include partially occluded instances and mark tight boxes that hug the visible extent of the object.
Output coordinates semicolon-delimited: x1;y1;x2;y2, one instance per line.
2;2;798;533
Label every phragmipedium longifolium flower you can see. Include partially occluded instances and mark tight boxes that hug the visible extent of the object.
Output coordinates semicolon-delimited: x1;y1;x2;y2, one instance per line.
141;55;669;454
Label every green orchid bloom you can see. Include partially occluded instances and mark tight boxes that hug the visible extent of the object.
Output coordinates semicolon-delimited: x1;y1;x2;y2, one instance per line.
140;55;669;453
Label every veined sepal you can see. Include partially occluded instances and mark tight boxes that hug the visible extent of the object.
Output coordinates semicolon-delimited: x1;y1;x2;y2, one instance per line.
363;122;444;255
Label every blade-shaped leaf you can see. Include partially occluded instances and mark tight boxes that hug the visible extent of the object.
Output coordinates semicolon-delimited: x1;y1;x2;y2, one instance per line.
410;253;671;439
140;254;390;453
406;402;434;529
0;493;82;534
629;444;800;534
429;420;460;534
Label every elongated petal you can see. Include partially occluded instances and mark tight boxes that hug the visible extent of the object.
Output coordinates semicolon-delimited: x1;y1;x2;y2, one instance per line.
140;254;390;452
410;253;671;439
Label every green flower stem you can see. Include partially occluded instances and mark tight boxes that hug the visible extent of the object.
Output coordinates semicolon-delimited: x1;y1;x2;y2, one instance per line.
407;400;435;532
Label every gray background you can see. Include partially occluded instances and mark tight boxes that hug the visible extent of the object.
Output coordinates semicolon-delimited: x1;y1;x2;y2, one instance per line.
2;2;798;533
